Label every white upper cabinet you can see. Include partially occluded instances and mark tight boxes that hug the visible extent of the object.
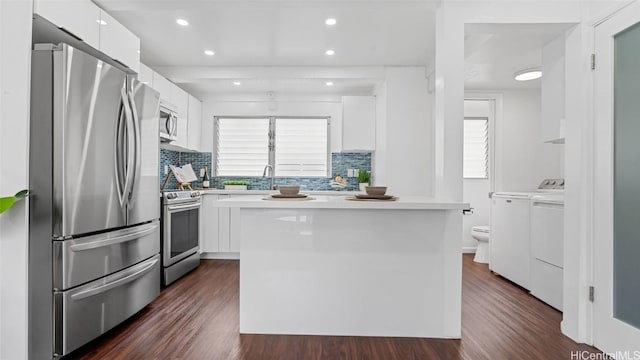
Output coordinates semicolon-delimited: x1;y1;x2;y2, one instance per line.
34;0;140;73
138;63;153;86
342;96;376;151
152;72;174;107
99;10;140;73
34;0;101;50
187;95;203;151
172;86;189;148
540;34;566;143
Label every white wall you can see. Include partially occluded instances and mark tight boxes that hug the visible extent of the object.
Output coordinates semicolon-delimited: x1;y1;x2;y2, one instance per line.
495;90;564;192
0;0;32;358
374;67;433;196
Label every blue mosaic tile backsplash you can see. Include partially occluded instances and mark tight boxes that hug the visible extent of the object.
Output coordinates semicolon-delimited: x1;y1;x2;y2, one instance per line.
160;149;372;191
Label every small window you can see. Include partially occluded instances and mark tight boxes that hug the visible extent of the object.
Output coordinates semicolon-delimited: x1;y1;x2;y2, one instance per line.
275;118;328;177
216;118;270;177
215;117;329;177
463;117;489;179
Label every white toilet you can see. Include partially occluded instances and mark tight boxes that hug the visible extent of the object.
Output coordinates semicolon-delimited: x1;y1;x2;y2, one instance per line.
471;226;490;263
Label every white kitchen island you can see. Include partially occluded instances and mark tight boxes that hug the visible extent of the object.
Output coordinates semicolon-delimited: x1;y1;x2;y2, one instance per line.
216;195;469;339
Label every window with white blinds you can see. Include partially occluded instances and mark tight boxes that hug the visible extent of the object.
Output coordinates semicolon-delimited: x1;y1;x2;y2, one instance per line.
215;117;329;177
275;118;328;177
463;118;489;179
216;118;270;176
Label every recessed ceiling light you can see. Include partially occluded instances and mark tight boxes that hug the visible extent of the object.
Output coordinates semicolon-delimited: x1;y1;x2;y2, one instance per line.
233;81;241;86
176;18;189;26
96;19;107;25
325;18;337;26
136;50;141;54
326;81;334;86
204;50;215;56
514;69;542;81
325;49;335;56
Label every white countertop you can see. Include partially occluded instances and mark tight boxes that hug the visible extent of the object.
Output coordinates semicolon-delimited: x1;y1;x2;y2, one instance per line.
199;189;359;196
215;195;469;210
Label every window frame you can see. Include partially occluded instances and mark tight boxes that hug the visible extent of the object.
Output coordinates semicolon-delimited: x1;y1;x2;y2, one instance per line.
463;116;489;180
214;116;331;178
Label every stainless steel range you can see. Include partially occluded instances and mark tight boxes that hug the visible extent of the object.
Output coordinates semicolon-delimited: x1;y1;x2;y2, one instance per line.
161;190;202;286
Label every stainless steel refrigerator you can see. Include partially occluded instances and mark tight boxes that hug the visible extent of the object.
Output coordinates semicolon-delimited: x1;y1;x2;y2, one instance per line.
29;43;161;359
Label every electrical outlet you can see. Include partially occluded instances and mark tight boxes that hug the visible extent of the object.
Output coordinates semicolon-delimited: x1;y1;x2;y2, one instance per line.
347;169;354;177
164;165;169;175
200;168;205;177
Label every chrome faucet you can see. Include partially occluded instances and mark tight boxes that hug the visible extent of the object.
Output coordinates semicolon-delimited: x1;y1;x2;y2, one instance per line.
262;164;275;190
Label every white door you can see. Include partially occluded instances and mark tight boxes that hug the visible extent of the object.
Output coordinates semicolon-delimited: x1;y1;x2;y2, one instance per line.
594;1;640;353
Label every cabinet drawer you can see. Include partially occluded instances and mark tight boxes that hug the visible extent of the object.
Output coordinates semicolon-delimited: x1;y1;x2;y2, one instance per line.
54;255;160;356
53;221;160;290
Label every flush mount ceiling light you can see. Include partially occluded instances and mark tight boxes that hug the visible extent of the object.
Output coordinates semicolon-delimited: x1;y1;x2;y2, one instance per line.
96;19;107;25
326;81;334;86
514;69;542;81
204;50;215;56
325;18;337;26
176;18;189;26
325;49;335;56
233;81;241;86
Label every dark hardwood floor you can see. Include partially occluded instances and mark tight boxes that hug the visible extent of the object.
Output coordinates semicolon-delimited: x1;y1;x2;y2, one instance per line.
68;255;599;359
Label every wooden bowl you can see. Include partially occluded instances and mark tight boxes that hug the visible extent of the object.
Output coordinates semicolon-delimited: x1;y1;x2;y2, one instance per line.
279;185;300;195
365;186;387;196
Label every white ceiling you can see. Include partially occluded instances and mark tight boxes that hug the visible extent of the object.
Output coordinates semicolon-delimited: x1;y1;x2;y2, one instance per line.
464;23;575;90
94;0;437;97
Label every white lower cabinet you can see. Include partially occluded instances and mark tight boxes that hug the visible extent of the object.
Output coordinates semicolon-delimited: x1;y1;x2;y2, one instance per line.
200;195;237;257
200;195;220;252
490;195;531;289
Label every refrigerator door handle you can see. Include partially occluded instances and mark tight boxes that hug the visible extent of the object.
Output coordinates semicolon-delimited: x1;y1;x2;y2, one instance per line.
115;91;128;207
69;257;159;301
121;86;136;206
69;223;158;252
126;86;141;205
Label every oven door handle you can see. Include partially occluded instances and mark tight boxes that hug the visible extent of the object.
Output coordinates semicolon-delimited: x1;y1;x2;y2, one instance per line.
167;203;201;212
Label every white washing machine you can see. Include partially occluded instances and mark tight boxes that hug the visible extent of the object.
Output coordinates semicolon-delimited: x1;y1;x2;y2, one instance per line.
530;193;564;310
490;179;564;290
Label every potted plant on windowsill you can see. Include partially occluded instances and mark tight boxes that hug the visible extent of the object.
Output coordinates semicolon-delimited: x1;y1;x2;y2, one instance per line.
357;170;371;192
223;180;250;190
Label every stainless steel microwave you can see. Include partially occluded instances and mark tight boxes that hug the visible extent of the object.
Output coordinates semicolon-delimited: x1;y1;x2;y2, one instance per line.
159;104;178;142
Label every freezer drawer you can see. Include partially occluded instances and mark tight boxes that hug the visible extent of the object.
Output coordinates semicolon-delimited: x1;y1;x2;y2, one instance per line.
54;254;160;357
53;221;159;290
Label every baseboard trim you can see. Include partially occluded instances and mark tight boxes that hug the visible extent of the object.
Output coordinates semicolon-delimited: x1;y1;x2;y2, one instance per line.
462;246;477;254
200;252;240;260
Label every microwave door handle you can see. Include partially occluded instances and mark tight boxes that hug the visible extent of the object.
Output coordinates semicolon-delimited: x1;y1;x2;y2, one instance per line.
165;115;172;135
171;114;177;137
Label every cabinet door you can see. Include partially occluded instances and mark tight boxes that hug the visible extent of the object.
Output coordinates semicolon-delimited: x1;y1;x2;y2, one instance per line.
187;95;202;151
218;195;231;252
200;195;219;253
99;10;140;73
490;197;530;289
138;63;153;86
172;86;189;147
342;96;376;150
34;0;100;49
153;72;173;107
